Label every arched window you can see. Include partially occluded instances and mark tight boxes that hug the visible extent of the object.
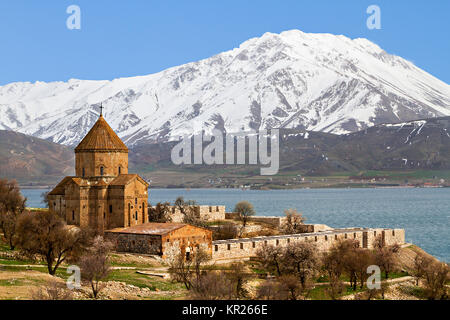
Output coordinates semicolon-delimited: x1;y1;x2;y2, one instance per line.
72;210;75;221
82;168;85;177
118;166;121;175
100;166;104;176
142;202;145;223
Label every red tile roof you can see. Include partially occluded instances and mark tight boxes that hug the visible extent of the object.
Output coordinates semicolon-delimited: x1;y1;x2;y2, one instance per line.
75;115;128;152
106;223;187;235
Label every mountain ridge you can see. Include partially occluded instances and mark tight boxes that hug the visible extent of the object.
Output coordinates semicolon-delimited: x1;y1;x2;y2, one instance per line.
0;29;449;147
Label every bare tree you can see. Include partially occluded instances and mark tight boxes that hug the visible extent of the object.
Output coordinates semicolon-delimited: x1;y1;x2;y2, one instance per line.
167;246;210;290
325;276;345;300
212;222;238;240
412;252;428;286
279;209;306;234
79;236;114;299
336;239;360;291
278;275;302;300
353;248;375;289
190;271;234;300
373;235;400;280
31;280;74;300
256;280;283;300
41;191;50;208
233;201;255;228
0;178;26;249
16;211;91;275
282;242;320;295
148;202;172;222
227;262;249;299
421;259;449;300
256;243;284;276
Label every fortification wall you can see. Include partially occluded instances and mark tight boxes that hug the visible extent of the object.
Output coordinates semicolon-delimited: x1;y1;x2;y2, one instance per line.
154;205;226;223
212;228;405;261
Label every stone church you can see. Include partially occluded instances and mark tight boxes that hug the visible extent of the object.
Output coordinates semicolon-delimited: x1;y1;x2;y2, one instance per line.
48;111;149;232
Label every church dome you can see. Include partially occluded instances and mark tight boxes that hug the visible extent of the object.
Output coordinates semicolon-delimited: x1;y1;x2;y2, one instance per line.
75;115;128;152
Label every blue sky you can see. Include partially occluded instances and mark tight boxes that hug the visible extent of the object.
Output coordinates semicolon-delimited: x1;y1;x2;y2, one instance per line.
0;0;449;85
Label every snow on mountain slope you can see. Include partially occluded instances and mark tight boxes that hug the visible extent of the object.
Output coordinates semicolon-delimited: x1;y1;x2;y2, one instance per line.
0;29;449;146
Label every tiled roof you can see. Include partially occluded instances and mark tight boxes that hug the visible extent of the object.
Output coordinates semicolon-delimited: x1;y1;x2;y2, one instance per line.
109;174;145;186
48;176;74;195
75;115;128;152
106;223;187;235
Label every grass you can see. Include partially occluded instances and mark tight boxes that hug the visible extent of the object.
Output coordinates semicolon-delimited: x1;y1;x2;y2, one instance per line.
105;270;185;292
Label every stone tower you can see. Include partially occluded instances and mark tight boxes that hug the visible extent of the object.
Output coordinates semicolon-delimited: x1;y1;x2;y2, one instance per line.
48;111;149;232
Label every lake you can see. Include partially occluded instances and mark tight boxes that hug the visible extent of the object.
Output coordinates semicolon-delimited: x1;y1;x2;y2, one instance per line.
22;187;450;262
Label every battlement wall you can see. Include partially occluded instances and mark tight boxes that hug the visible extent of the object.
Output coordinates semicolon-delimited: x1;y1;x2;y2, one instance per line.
212;228;405;261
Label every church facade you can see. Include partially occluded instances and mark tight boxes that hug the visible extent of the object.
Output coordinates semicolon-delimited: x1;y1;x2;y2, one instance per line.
48;113;149;232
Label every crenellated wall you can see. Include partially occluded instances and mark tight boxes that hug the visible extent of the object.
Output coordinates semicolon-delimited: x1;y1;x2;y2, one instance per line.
152;205;226;223
212;228;405;261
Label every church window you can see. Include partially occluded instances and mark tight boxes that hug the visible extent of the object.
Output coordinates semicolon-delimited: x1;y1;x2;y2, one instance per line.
135;211;138;220
100;166;104;176
82;168;85;177
103;212;105;219
118;166;121;175
109;205;112;213
72;210;75;221
135;198;137;205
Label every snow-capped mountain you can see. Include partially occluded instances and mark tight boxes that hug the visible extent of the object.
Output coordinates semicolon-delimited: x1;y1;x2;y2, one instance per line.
0;29;449;146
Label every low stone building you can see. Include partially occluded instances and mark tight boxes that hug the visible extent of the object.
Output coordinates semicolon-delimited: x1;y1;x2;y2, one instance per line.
105;223;213;258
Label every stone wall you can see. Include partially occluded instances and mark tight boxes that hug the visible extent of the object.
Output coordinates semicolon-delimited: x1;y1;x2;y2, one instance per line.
212;228;405;261
105;233;162;255
154;205;226;223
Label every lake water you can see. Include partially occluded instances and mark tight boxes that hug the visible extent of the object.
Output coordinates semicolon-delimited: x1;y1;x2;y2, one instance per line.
22;187;450;262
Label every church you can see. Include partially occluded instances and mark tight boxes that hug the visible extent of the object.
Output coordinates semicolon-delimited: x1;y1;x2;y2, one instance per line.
48;110;149;232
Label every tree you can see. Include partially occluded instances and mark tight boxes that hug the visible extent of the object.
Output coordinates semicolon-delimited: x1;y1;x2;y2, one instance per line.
16;211;90;275
282;242;320;296
167;246;210;290
233;201;255;228
0;178;27;249
332;239;361;291
353;248;375;289
212;222;238;240
256;280;283;300
278;275;302;300
190;271;234;300
421;258;449;300
41;191;50;208
181;200;209;228
148;202;172;223
373;235;400;280
256;243;284;276
412;252;428;286
279;209;306;234
227;262;249;299
79;236;114;299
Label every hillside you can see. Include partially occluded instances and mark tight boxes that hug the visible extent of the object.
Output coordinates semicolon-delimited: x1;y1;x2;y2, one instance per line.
1;117;449;187
0;130;74;185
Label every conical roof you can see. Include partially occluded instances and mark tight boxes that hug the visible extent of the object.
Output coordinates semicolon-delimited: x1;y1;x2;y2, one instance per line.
75;115;128;152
